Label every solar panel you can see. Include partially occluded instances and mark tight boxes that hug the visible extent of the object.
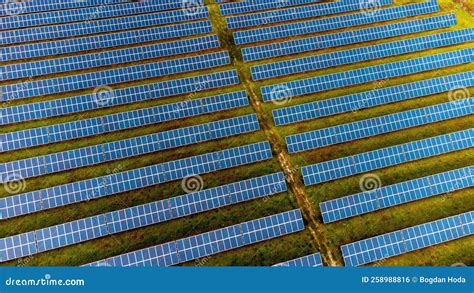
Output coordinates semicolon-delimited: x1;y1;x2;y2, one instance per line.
251;29;473;81
234;0;439;45
262;49;473;102
1;51;231;100
320;166;474;223
1;82;245;127
273;71;474;126
242;14;456;62
2;1;205;29
1;21;214;62
0;35;221;80
85;209;304;267
341;211;473;266
219;0;322;15
286;100;474;153
226;0;392;29
1;8;210;45
302;129;474;186
0;114;260;181
0;141;273;219
273;253;323;267
0;232;37;263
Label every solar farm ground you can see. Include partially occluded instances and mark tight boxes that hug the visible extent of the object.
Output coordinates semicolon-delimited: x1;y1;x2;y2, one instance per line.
0;0;473;266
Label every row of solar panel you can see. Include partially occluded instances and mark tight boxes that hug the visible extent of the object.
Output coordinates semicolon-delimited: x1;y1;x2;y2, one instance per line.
0;172;287;262
302;129;473;186
0;0;129;16
262;49;473;102
85;209;304;267
287;100;474;153
321;166;473;223
1;20;214;62
1;8;210;45
273;71;474;126
273;253;323;267
0;73;241;153
342;211;473;266
1;86;245;129
3;1;205;29
219;0;321;15
252;29;473;81
0;114;260;182
1;35;221;81
226;0;392;29
234;0;439;45
0;141;273;220
242;14;457;62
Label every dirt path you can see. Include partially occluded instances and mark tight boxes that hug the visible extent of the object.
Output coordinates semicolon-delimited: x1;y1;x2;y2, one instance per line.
208;4;339;266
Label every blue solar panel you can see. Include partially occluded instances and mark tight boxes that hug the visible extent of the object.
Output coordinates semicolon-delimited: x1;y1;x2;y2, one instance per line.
286;100;474;153
251;29;473;80
262;49;473;102
0;35;220;80
273;253;323;267
85;209;304;267
1;51;230;100
1;8;210;45
226;0;391;29
321;166;474;223
0;232;37;263
234;0;439;45
242;14;456;62
1;21;214;62
1;141;273;220
2;1;205;29
273;71;474;126
219;0;321;15
302;129;474;186
341;211;473;266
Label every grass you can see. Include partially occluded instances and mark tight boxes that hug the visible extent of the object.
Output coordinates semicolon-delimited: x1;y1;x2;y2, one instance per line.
0;0;472;266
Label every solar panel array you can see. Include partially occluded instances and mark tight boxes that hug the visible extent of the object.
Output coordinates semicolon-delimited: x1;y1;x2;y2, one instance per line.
251;29;473;81
0;172;287;262
0;114;260;182
262;49;473;102
273;253;323;267
225;0;392;29
1;8;210;45
1;35;221;80
273;71;474;126
234;1;440;45
84;209;304;267
1;51;231;100
241;14;457;62
2;1;205;29
1;20;214;62
341;211;473;266
320;166;473;224
286;100;474;153
219;0;322;15
302;129;474;186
